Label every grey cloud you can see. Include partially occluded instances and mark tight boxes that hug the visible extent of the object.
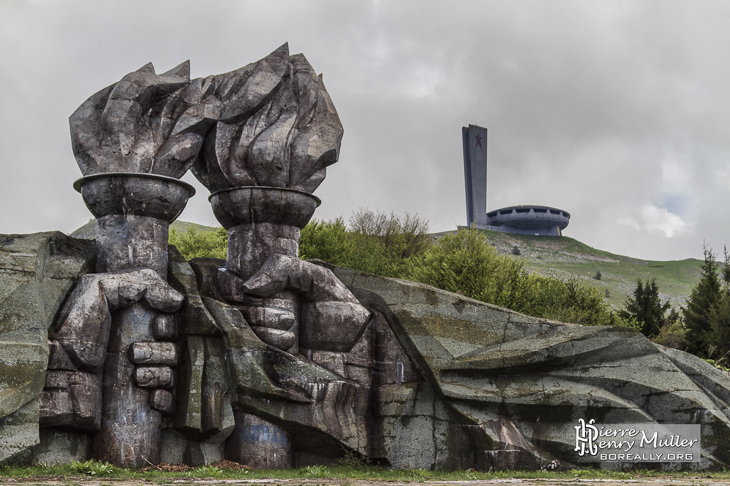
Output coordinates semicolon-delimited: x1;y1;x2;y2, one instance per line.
1;0;728;261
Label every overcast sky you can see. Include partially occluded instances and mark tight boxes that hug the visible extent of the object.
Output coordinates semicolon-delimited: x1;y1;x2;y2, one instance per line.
1;0;728;261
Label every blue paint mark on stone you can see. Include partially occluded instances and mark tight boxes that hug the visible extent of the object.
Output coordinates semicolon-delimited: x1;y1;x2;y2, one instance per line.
241;424;289;445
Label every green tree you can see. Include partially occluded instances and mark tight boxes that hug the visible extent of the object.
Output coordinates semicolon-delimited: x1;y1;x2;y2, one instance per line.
411;228;518;305
618;277;671;338
169;226;228;260
708;247;730;360
709;297;730;362
683;247;722;357
347;232;413;278
544;278;625;327
299;217;353;267
652;308;686;349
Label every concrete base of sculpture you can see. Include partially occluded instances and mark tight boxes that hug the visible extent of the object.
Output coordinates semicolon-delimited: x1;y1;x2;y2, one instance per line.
2;231;730;470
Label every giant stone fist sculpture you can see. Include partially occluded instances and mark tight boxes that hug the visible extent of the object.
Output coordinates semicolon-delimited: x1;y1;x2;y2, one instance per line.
39;44;370;468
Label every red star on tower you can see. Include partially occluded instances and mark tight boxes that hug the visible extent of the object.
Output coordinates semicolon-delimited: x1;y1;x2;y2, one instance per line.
474;134;483;151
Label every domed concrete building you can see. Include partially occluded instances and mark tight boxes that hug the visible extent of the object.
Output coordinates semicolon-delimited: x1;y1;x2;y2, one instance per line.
486;205;570;236
462;124;570;236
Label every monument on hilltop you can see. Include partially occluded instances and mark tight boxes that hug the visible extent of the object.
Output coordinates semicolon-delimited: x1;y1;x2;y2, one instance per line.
1;46;730;471
462;124;570;236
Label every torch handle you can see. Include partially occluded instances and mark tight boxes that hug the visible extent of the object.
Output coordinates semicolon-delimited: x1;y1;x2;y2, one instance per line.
93;303;162;467
92;213;171;467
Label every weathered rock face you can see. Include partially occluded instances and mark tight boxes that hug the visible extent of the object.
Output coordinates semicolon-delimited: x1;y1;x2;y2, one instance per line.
170;255;730;470
0;232;94;463
3;232;730;469
328;265;730;470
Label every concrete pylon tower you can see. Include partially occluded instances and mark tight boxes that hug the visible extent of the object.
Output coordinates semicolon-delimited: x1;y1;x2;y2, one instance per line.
462;124;488;228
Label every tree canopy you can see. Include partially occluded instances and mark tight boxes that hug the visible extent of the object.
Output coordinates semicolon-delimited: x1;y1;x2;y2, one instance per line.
619;277;671;338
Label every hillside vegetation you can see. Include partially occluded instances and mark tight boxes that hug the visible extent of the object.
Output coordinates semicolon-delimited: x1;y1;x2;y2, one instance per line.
72;219;703;310
458;229;703;310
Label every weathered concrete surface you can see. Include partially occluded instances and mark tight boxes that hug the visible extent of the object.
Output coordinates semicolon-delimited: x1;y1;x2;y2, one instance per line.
190;257;466;469
68;51;211;465
192;44;343;194
31;244;234;467
0;232;94;463
38;267;187;459
72;173;193;467
33;429;90;464
5;232;730;470
328;264;730;470
164;249;234;466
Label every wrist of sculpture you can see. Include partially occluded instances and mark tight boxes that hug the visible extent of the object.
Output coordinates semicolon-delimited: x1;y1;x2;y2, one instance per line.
224;223;301;353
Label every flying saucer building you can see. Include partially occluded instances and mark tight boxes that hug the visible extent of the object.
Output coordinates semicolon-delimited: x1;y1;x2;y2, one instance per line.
463;124;570;236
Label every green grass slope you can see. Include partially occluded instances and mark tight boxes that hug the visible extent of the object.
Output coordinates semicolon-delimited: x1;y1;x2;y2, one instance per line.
71;219;216;240
462;229;702;310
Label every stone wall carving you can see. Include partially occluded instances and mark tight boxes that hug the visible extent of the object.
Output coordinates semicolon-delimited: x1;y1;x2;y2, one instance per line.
1;45;729;471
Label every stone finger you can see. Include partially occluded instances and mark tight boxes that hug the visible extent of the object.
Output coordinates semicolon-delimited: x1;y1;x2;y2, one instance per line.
105;269;185;312
53;275;113;372
39;387;74;429
39;371;101;432
250;326;296;351
128;342;178;366
68;372;102;432
239;305;295;330
149;389;175;415
241;254;292;297
217;268;264;305
142;279;185;313
134;366;175;389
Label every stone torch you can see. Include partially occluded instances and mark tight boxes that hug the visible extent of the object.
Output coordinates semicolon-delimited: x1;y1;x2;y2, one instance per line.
70;62;220;466
193;44;344;354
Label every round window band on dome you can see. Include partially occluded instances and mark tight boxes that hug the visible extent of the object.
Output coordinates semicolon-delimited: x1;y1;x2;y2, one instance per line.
73;172;196;197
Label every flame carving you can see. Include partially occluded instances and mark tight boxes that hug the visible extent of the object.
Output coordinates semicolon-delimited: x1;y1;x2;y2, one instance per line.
69;44;341;194
70;61;221;178
193;43;343;194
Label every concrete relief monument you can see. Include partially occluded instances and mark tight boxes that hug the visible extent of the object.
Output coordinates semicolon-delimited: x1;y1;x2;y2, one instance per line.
2;45;730;470
41;60;206;465
192;44;369;355
35;44;371;467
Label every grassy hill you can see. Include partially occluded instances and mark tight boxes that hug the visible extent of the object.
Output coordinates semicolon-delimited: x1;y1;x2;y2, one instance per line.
73;220;702;311
71;219;216;240
451;229;703;310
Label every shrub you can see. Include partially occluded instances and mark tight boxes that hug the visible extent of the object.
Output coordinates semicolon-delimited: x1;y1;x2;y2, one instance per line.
653;314;687;349
299;217;352;267
618;277;671;338
411;228;516;304
299;210;431;279
169;226;227;260
70;459;115;476
411;228;627;327
349;208;431;260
